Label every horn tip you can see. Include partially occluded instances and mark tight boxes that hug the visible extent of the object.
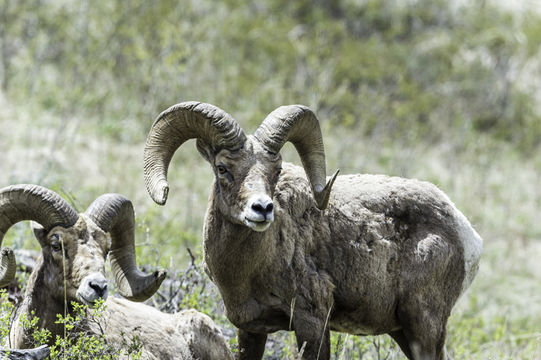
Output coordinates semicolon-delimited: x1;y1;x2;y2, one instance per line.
314;169;340;210
154;269;167;284
151;181;169;206
140;269;167;300
0;247;16;287
118;269;168;302
1;247;14;256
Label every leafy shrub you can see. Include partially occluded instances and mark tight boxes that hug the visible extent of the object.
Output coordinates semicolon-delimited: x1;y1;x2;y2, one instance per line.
0;292;142;360
0;290;13;347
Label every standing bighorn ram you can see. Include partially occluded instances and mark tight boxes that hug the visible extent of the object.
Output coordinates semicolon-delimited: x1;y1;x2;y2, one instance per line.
0;184;233;360
144;101;483;360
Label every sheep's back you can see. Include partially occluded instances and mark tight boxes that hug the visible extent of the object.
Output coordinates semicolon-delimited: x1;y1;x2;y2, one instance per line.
96;298;192;360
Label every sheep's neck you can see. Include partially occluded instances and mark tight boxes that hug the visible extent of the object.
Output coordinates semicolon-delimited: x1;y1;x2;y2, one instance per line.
15;256;70;347
203;199;275;305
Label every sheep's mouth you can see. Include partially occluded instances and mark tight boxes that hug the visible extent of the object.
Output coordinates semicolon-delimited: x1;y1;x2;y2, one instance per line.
244;217;272;232
77;294;98;306
76;291;108;305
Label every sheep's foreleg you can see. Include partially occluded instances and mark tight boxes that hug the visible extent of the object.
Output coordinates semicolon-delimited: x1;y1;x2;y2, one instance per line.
294;317;331;360
237;329;266;360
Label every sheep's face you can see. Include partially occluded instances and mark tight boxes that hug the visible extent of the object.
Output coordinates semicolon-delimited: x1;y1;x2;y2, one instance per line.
211;137;282;232
33;215;110;305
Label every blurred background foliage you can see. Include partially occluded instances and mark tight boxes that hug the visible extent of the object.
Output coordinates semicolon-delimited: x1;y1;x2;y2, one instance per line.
1;0;541;358
1;0;540;148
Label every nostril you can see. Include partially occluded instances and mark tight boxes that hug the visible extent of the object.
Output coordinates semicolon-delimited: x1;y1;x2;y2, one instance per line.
89;281;107;297
251;200;274;216
251;202;265;213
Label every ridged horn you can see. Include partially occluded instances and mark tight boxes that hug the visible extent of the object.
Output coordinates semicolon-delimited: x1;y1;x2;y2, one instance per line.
0;248;15;288
85;194;166;301
254;105;339;210
144;101;246;205
0;184;78;287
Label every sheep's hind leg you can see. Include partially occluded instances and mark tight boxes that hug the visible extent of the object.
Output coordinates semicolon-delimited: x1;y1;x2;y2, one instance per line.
403;322;448;360
389;329;414;359
396;301;449;360
237;329;267;360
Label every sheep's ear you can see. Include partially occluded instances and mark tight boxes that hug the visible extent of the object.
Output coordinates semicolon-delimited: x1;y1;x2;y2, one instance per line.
31;221;47;246
196;139;215;163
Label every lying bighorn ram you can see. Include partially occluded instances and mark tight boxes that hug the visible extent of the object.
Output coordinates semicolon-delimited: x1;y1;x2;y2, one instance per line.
0;184;232;360
144;102;483;360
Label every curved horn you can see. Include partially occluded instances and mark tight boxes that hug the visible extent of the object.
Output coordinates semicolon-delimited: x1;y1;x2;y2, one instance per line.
0;184;78;287
85;194;166;301
253;105;339;210
144;101;246;205
0;248;15;288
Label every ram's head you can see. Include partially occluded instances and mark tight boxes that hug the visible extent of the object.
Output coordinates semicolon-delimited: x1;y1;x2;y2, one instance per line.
0;185;166;303
143;102;338;232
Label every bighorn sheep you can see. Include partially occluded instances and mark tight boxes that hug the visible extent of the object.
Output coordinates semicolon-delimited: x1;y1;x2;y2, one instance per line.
143;102;483;360
0;184;233;360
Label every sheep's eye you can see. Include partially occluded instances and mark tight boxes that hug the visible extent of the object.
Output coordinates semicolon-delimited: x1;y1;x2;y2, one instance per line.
275;167;282;179
51;236;62;252
217;165;227;175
